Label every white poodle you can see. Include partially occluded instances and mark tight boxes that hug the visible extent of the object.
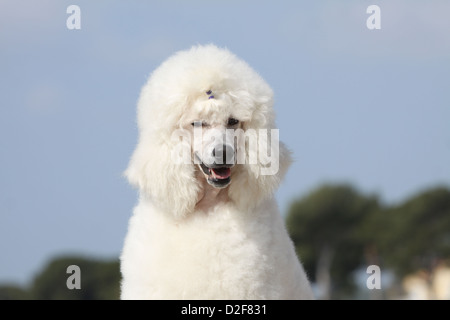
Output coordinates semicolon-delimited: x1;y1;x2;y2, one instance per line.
120;44;314;299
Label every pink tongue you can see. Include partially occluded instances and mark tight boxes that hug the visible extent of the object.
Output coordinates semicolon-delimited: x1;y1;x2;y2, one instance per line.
211;168;231;179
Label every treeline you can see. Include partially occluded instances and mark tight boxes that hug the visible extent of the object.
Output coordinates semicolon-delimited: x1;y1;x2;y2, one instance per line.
1;184;449;300
0;256;120;300
286;184;450;299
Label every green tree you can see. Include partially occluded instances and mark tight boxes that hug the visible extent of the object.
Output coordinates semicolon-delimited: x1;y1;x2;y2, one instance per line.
364;187;450;278
30;256;121;300
0;256;121;300
0;285;31;300
286;184;380;299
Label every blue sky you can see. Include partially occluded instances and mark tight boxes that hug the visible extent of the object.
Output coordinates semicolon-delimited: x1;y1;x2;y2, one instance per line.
1;0;449;285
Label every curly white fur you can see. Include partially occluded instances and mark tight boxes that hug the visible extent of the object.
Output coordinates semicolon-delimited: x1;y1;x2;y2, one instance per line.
120;44;314;299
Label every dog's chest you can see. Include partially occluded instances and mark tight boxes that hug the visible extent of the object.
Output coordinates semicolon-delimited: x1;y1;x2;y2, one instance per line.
139;210;276;298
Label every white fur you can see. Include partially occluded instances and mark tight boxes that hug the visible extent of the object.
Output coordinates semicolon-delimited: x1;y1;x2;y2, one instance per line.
120;44;314;299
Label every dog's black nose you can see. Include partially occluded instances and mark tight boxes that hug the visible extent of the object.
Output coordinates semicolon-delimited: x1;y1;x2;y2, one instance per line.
212;144;235;166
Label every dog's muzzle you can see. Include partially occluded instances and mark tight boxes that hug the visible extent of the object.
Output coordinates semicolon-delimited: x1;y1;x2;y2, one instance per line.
196;143;236;188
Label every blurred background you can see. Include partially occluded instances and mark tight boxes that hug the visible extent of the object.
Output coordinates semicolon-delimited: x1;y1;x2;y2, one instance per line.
0;0;449;299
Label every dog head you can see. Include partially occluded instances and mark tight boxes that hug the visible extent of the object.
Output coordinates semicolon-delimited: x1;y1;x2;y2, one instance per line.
125;44;291;219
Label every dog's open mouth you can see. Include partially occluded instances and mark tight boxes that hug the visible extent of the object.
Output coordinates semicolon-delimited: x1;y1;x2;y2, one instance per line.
199;162;232;188
196;154;232;188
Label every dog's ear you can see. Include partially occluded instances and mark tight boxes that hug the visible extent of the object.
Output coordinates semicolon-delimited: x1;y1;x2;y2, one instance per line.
229;141;292;211
228;112;292;211
124;135;200;219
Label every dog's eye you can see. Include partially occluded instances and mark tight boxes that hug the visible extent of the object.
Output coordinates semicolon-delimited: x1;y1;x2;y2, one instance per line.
227;118;239;126
191;121;208;127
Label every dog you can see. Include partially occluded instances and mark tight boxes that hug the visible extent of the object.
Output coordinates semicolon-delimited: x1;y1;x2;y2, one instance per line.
120;44;314;299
